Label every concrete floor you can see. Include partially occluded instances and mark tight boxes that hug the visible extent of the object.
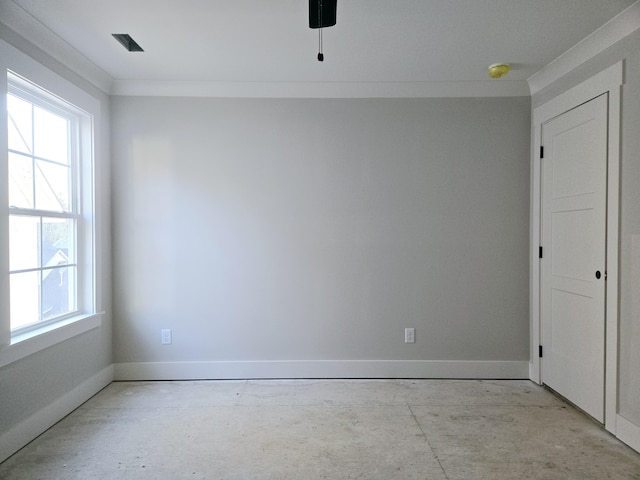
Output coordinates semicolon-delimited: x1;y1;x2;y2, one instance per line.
1;380;640;479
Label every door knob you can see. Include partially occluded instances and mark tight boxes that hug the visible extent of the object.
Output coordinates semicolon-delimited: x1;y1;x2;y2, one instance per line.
596;271;602;279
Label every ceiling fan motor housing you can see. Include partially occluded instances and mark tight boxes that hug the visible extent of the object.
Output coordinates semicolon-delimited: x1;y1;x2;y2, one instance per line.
309;0;337;29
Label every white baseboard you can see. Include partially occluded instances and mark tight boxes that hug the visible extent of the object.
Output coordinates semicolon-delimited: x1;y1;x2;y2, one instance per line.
114;359;529;381
0;365;114;463
616;414;640;454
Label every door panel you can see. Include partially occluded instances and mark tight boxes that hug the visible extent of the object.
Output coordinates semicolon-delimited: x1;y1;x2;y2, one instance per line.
541;93;607;422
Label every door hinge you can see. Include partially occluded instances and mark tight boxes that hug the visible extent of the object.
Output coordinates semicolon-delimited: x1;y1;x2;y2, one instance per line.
539;345;543;358
540;146;544;159
539;246;543;259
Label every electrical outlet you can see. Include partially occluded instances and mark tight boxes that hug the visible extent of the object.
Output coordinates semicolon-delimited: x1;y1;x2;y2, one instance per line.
161;329;172;345
404;328;415;344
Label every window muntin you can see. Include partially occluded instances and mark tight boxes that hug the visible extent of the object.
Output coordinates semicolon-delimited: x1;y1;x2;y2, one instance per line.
7;76;83;333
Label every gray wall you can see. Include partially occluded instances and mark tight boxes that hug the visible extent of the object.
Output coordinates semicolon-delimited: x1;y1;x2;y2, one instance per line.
0;30;112;441
111;96;530;367
0;329;111;430
532;29;640;428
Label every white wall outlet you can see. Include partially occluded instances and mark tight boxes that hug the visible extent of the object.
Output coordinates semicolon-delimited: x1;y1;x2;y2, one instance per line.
404;328;415;343
161;329;172;345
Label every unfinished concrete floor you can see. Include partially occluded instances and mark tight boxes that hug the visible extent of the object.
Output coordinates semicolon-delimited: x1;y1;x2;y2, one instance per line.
1;380;640;479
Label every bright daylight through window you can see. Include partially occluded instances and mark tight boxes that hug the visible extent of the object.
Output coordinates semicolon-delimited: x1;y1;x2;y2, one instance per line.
6;72;93;335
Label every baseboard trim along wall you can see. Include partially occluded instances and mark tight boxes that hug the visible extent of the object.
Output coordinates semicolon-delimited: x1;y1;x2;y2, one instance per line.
617;414;640;454
114;360;529;381
0;365;114;464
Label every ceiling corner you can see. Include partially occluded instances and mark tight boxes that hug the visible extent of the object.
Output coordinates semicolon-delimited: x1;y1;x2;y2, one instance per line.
0;0;114;95
528;0;640;96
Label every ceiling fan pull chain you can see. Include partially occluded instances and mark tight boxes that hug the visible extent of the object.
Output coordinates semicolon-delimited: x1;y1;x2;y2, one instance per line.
317;0;324;61
318;31;323;61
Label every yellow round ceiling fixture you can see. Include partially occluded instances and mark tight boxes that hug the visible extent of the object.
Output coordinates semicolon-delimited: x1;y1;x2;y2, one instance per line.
488;64;511;79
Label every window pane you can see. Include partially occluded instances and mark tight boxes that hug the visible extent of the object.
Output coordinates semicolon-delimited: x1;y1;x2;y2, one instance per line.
8;152;34;208
7;74;91;334
35;160;71;212
10;271;40;330
42;266;76;321
7;94;33;154
9;215;40;271
34;106;69;164
42;217;75;266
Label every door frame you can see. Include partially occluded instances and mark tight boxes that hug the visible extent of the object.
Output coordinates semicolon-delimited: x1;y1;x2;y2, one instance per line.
530;61;622;433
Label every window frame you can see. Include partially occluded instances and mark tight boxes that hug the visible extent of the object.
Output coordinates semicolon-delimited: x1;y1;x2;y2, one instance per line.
0;45;103;367
8;77;84;333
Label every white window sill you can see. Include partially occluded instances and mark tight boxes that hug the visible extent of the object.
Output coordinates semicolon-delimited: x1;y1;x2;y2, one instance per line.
0;312;104;369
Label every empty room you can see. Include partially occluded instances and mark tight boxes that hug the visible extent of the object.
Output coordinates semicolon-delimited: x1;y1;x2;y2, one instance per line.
1;0;640;478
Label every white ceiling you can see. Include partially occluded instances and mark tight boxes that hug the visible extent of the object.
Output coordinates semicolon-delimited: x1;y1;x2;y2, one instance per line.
3;0;637;96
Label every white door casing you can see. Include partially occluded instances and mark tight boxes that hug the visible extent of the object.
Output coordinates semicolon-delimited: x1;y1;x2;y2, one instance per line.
530;61;621;434
540;93;608;422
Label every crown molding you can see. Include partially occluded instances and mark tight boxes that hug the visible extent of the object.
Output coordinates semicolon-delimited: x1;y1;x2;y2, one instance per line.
0;0;113;94
8;0;634;99
110;79;531;98
0;0;529;100
527;0;640;95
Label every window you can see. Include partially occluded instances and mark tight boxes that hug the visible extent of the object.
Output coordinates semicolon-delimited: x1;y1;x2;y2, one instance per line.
6;71;95;337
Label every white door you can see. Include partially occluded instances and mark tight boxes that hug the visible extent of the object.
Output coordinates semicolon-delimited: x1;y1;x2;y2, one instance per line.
540;93;608;422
